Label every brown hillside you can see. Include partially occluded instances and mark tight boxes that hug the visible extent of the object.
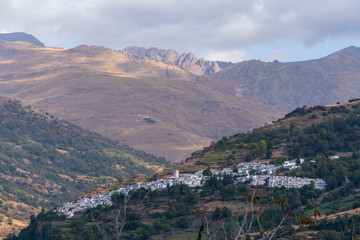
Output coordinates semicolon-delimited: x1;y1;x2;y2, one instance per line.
171;101;360;173
0;40;282;162
212;46;360;112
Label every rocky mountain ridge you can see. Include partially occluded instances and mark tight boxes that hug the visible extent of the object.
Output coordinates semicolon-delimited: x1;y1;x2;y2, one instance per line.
0;39;280;162
212;46;360;112
123;46;233;76
1;33;360;162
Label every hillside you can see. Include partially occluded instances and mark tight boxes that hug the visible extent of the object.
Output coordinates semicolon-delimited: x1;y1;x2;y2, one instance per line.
123;46;234;76
0;98;169;238
7;101;360;240
178;100;360;172
211;46;360;112
0;39;281;162
2;35;360;164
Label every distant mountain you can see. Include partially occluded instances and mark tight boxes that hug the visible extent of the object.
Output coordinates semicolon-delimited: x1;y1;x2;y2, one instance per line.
0;97;169;238
123;46;234;76
212;46;360;112
2;40;360;162
0;40;280;162
0;32;45;47
124;45;360;113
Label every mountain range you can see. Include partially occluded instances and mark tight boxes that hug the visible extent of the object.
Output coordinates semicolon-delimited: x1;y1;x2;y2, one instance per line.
124;44;360;113
1;32;360;239
0;33;360;163
0;36;281;162
211;46;360;112
123;46;233;76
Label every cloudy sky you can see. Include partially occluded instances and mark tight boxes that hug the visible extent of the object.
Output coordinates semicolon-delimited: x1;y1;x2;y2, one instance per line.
1;0;360;62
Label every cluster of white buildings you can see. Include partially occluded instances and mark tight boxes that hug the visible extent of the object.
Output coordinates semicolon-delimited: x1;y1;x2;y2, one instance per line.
229;161;325;190
283;159;304;170
234;174;326;190
56;194;113;218
268;176;326;189
56;160;325;218
56;170;205;218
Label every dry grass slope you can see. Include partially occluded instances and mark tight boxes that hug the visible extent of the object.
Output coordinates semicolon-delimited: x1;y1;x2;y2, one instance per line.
0;40;282;162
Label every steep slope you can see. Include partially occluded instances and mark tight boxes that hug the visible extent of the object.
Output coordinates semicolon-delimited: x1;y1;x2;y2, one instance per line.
178;101;360;172
123;46;234;75
0;40;282;162
7;101;360;240
0;97;169;238
0;32;45;47
212;46;360;112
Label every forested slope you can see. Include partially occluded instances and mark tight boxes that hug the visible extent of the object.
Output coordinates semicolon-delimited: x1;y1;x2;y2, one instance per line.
6;101;360;239
0;97;169;238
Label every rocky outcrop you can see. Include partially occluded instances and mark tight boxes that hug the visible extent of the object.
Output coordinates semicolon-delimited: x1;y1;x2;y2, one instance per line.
123;46;232;76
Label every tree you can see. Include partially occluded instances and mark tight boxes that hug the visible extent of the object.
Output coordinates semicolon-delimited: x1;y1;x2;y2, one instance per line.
174;216;190;229
110;190;150;240
256;140;267;158
289;121;297;138
203;168;212;177
266;150;273;159
197;179;293;240
8;217;13;225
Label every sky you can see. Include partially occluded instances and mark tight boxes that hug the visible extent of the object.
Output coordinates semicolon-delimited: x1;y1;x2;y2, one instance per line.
1;0;360;63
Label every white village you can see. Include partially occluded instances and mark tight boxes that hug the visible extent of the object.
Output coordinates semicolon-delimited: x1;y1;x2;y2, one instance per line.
56;160;326;218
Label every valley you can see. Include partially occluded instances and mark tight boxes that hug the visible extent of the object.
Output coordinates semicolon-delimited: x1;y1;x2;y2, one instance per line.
0;98;169;239
0;40;281;162
6;101;360;239
2;36;360;164
1;34;360;239
1;0;360;237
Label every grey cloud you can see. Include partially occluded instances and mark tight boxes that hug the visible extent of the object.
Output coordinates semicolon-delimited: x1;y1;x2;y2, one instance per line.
1;0;360;58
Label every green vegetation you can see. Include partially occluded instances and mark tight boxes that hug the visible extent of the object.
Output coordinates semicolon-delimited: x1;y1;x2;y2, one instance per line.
6;102;360;239
0;99;169;222
199;153;229;163
349;98;360;103
283;105;327;119
6;184;201;240
197;125;289;165
8;172;359;240
288;156;360;191
5;168;360;240
288;114;360;157
164;232;198;240
183;101;360;172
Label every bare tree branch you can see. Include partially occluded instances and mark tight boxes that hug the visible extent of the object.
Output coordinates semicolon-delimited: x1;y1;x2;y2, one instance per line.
260;203;292;240
90;209;107;240
219;220;228;240
118;193;131;238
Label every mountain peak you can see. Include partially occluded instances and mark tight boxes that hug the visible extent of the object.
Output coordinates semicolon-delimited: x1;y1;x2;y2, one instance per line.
324;45;360;59
0;32;45;47
123;46;232;76
343;45;359;51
